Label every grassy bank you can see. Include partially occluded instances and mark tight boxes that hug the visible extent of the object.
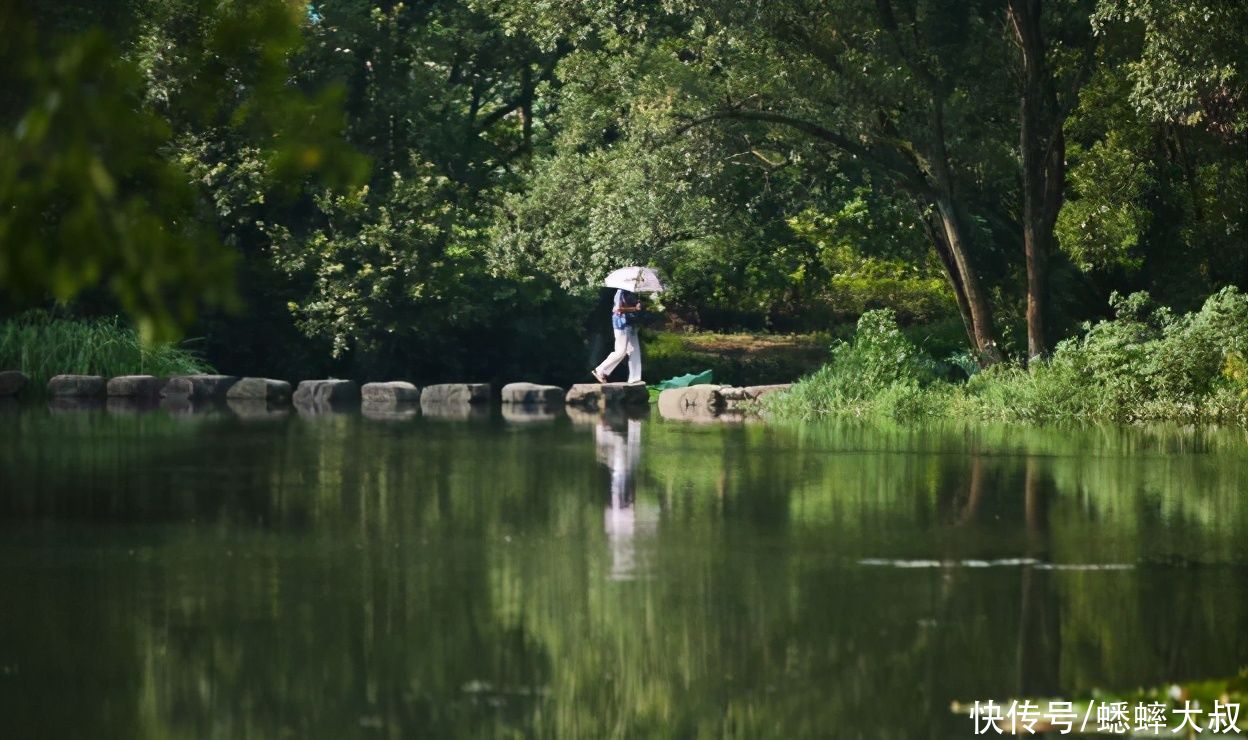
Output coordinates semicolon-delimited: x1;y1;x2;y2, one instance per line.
0;312;213;393
644;331;831;387
766;288;1248;425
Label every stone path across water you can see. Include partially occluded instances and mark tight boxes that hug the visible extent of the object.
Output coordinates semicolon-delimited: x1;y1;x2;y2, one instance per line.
4;371;790;422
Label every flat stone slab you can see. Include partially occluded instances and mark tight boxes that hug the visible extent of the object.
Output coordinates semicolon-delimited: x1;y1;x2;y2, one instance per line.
420;399;490;420
48;397;105;412
362;381;420;404
227;377;292;403
564;405;601;425
501;382;564;405
502;405;559;423
48;374;106;397
421;383;491;404
227;399;290;420
0;370;29;396
293;379;360;408
107;375;164;398
161;374;239;400
658;383;787;420
565;382;648;409
106;397;160;414
362;403;418;421
657;384;725;419
564;404;653;425
160;397;228;418
719;384;791;408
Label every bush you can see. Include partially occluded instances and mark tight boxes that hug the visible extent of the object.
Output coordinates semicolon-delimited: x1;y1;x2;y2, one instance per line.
0;311;212;393
768;289;1248;424
765;309;945;419
956;287;1248;422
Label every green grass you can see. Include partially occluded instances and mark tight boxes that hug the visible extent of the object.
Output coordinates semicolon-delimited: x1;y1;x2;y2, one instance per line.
643;330;830;386
0;311;213;394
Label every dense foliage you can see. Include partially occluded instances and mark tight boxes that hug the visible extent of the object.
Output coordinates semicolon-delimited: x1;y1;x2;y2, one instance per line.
769;288;1248;423
0;0;1244;390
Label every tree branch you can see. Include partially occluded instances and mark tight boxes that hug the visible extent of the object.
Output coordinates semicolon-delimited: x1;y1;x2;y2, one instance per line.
675;108;937;198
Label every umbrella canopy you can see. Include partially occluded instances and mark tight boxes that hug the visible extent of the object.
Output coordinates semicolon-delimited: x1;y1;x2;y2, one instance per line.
603;266;664;293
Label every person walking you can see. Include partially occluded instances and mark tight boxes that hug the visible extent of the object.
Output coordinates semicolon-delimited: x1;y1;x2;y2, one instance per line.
592;288;644;384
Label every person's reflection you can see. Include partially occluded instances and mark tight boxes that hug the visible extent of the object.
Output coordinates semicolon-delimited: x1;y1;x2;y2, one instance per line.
594;411;655;580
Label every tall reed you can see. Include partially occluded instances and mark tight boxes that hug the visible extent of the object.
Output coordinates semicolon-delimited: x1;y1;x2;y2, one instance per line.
0;311;212;393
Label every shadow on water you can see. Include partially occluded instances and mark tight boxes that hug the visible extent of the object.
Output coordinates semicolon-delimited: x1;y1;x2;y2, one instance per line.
0;405;1245;737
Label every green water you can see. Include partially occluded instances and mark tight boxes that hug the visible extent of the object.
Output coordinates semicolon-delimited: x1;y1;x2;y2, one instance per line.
1;403;1246;738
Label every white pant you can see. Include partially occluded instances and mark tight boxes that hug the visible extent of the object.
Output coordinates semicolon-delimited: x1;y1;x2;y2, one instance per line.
595;327;642;383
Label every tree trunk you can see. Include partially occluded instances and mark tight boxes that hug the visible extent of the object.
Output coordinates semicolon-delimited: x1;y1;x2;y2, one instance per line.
922;87;1004;366
935;198;1005;365
922;211;977;352
1009;0;1067;362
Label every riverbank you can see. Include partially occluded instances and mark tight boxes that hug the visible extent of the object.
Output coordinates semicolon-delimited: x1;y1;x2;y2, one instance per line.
766;288;1248;425
644;330;830;387
0;309;829;396
7;288;1245;426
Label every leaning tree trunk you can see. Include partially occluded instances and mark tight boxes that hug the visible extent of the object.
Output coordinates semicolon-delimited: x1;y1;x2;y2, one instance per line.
919;85;1005;367
934;199;1005;366
922;211;977;351
924;208;1004;366
1009;0;1067;362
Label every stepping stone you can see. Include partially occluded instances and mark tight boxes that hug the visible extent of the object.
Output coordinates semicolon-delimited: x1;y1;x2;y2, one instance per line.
362;403;418;421
227;399;290;420
421;383;491;404
362;381;420;404
293;379;360;409
161;374;239;400
501;382;564;405
719;384;791;409
161;396;226;418
658;385;725;418
107;375;165;398
48;397;104;412
0;370;28;396
502;405;559;423
227;377;292;403
564;405;601;425
565;382;648;409
106;397;160;414
576;404;651;426
603;406;651;424
420;399;489;421
47;374;106;397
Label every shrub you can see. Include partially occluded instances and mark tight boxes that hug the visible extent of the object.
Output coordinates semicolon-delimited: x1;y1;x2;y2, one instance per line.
769;289;1248;424
987;287;1248;421
766;309;944;419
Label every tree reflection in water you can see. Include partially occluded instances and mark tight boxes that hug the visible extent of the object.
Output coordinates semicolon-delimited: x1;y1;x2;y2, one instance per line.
0;408;1246;737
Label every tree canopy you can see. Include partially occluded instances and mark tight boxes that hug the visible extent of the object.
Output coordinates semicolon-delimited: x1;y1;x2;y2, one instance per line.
1;0;1244;378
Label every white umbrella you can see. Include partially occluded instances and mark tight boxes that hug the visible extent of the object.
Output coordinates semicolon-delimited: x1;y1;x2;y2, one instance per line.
603;266;664;293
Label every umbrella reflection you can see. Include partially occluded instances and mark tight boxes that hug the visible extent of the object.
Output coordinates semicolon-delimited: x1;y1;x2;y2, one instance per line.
594;413;657;580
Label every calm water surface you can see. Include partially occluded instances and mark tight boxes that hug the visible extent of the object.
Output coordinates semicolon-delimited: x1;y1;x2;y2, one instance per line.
1;402;1246;738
